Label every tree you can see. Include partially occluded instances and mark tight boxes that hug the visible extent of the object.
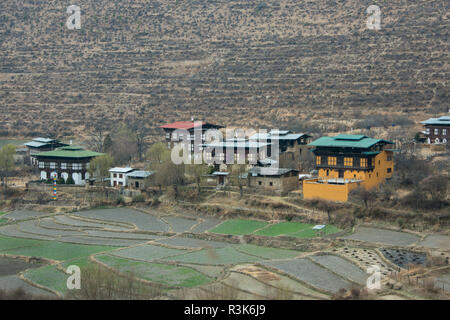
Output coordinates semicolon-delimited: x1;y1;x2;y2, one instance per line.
146;142;168;166
88;154;113;186
350;187;378;209
146;143;185;196
128;117;150;162
316;199;339;223
111;124;138;165
231;164;247;198
187;164;209;193
85;121;110;153
0;144;15;192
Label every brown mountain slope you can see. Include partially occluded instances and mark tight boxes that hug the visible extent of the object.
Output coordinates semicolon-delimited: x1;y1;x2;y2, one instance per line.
0;0;448;139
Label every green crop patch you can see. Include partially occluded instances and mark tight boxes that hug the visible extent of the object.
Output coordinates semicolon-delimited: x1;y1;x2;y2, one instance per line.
254;222;312;237
96;254;211;287
236;244;301;259
24;265;69;295
210;219;268;235
0;235;114;260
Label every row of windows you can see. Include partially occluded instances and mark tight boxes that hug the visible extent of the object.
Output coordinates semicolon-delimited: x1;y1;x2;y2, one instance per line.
426;128;448;135
169;133;206;141
316;156;375;167
38;162;86;170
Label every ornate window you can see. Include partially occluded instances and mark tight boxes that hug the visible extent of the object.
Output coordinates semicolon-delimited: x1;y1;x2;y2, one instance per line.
327;157;337;166
316;156;321;165
360;158;368;167
344;157;353;166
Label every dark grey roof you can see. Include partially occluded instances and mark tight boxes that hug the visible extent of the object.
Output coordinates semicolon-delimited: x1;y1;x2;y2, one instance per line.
248;167;297;177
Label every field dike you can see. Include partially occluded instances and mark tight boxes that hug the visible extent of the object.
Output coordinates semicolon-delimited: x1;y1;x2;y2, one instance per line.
0;254;62;298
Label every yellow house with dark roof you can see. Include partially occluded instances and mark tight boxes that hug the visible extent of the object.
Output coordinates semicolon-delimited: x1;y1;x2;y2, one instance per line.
303;134;394;202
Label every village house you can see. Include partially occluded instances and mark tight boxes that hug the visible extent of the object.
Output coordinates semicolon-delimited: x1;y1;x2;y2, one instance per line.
248;167;300;195
303;134;394;202
248;130;312;169
34;146;103;185
202;139;272;167
421;115;450;144
25;137;68;165
109;167;135;187
126;170;153;190
160;120;223;151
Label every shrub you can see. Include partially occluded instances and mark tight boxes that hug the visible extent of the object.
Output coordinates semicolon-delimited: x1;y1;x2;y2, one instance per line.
132;194;145;203
57;177;65;185
66;176;75;185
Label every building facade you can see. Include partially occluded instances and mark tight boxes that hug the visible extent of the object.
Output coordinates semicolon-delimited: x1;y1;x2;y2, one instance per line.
421;116;450;144
109;167;135;187
303;134;394;202
248;167;300;195
160;121;223;151
34;146;103;185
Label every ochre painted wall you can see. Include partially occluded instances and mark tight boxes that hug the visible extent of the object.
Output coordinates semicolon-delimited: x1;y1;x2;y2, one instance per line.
304;150;394;202
303;179;360;202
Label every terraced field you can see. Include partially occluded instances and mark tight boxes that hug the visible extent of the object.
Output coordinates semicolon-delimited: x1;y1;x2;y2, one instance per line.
96;255;212;288
210;219;268;235
212;219;341;238
1;208;446;299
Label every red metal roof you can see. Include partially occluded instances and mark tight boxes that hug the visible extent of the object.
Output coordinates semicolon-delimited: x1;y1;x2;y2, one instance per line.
160;121;204;129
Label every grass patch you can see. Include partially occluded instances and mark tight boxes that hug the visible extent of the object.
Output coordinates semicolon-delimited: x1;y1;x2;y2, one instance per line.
0;235;114;261
254;222;312;237
0;218;7;224
236;244;301;259
210;219;268;235
24;265;69;294
96;254;211;287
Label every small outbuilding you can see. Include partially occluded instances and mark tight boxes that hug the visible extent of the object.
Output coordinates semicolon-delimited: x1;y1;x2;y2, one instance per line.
248;167;300;194
126;170;153;190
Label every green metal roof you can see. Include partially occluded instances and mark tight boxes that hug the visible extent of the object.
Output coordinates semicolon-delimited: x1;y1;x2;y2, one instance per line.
35;146;104;159
308;134;393;149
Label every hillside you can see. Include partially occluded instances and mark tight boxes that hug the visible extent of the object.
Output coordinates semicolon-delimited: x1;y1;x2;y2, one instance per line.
0;0;448;140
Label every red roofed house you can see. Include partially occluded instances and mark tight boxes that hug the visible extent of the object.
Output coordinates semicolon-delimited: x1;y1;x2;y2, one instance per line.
160;121;223;151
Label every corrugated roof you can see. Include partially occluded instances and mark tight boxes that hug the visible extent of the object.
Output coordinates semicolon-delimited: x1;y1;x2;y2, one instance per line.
33;137;56;143
109;167;135;173
249;167;297;176
160;121;204;130
25;141;47;148
35;147;104;159
249;132;310;141
308;134;393;149
126;170;153;178
421;116;450;126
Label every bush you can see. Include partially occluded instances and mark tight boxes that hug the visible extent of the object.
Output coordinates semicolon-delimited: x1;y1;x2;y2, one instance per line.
132;194;145;203
116;196;125;205
66;176;75;185
57;177;65;185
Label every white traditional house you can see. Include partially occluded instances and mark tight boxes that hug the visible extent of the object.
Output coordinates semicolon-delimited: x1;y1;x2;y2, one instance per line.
109;167;135;187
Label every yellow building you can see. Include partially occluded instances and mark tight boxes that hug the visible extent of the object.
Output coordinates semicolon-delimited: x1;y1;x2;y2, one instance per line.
303;134;394;202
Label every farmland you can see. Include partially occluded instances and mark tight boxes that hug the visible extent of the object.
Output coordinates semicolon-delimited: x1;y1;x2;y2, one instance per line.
0;207;447;299
212;219;342;238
